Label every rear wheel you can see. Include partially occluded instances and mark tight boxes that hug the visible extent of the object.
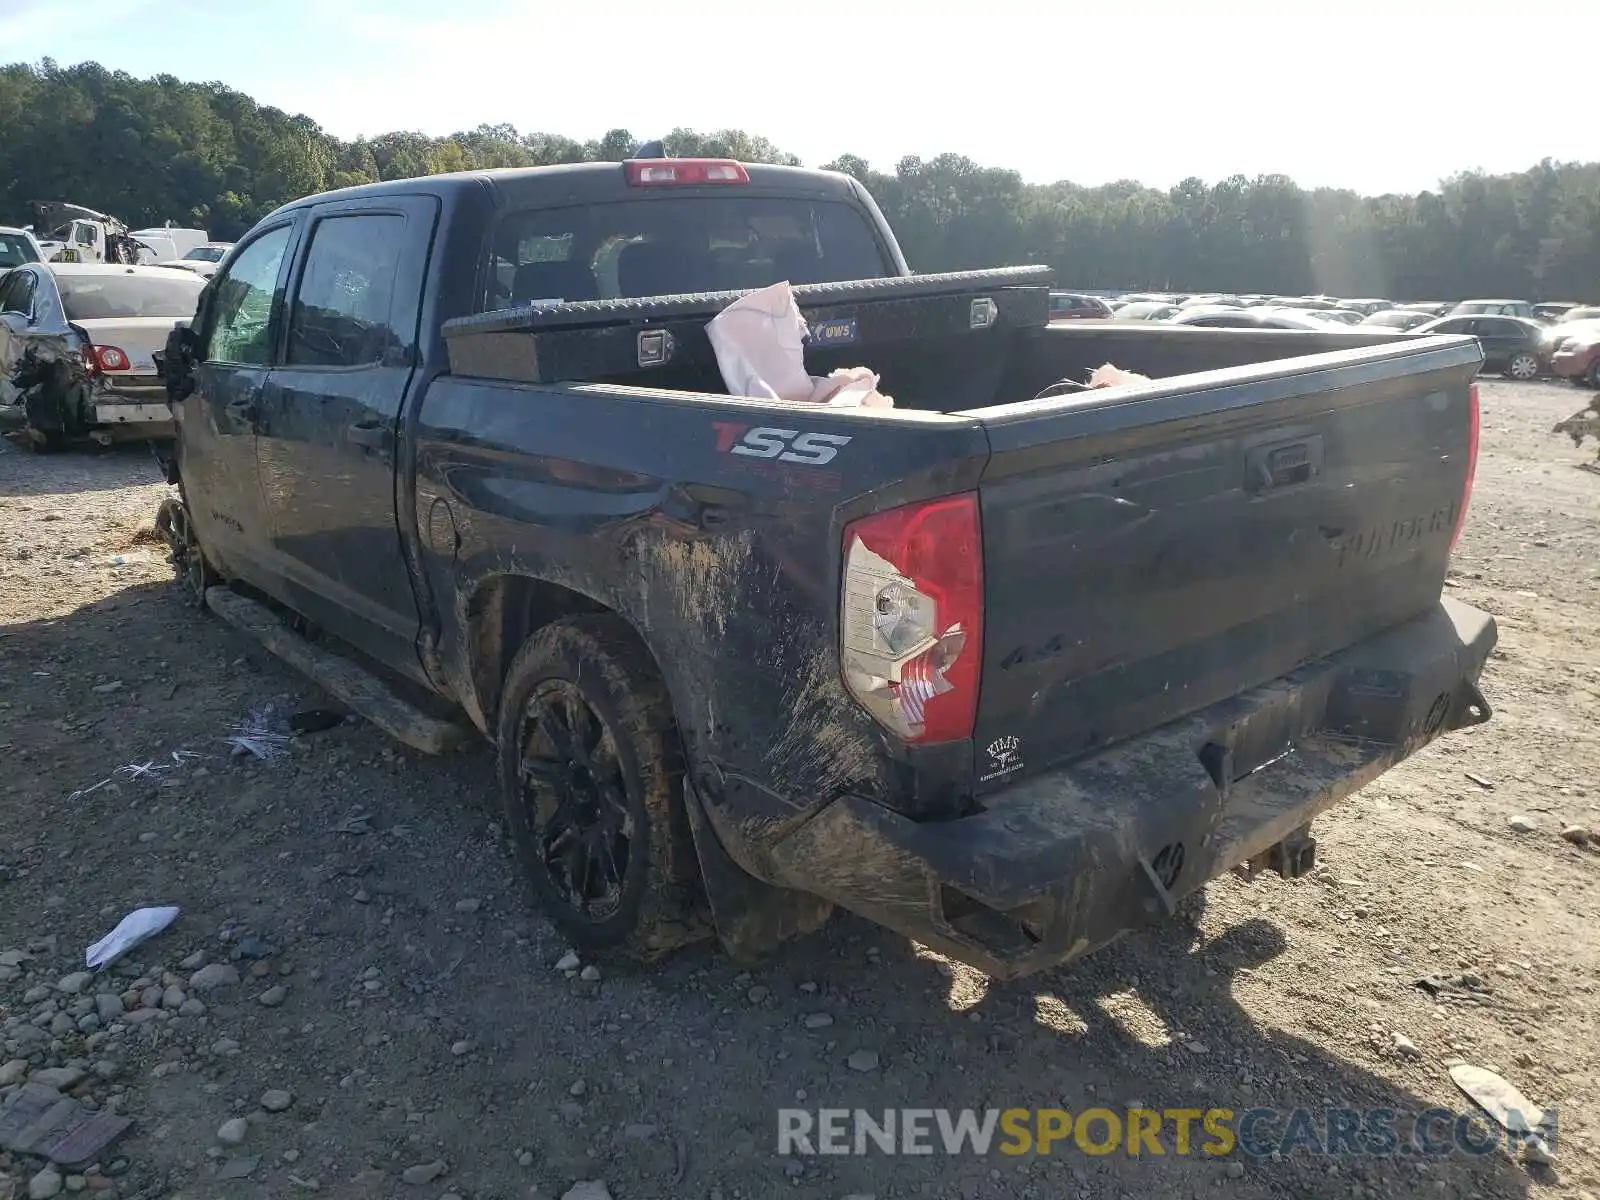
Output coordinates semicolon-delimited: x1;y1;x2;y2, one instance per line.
157;495;217;607
1506;352;1540;381
496;615;704;958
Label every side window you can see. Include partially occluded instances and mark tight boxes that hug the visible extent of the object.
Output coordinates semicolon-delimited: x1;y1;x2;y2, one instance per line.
2;273;38;316
207;225;294;366
285;214;406;369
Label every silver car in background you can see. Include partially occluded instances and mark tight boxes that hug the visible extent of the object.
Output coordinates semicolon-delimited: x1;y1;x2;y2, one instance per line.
0;262;205;448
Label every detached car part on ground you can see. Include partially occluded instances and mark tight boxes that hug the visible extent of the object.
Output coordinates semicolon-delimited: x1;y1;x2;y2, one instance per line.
157;158;1496;980
1554;395;1600;463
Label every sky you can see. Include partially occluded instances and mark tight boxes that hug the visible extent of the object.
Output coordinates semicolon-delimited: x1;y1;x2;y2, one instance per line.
3;0;1594;195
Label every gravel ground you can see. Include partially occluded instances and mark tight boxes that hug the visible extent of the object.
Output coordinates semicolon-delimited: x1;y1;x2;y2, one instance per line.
0;379;1597;1200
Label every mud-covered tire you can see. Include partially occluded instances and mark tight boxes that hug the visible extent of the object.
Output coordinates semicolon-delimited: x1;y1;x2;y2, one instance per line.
158;495;217;608
496;614;703;959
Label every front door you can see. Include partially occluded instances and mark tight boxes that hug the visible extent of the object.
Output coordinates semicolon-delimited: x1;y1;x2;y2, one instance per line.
1472;319;1518;369
183;220;300;578
255;196;437;675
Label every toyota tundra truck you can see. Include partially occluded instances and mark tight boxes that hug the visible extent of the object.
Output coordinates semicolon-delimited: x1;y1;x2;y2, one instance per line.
156;156;1495;979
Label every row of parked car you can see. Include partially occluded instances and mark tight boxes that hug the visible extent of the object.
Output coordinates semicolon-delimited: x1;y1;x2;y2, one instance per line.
1047;291;1600;387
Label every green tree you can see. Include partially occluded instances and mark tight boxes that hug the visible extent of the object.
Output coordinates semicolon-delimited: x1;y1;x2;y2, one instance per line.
4;59;1598;298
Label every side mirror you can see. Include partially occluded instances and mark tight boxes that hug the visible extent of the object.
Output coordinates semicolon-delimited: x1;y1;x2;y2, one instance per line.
162;322;201;402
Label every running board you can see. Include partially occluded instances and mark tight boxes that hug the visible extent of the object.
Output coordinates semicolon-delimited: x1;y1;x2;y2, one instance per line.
204;587;472;755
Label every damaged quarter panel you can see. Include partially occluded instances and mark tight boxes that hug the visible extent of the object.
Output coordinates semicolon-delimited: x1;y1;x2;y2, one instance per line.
0;265;81;434
412;378;990;878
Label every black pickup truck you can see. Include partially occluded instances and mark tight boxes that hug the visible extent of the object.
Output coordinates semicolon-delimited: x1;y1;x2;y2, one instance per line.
158;157;1495;979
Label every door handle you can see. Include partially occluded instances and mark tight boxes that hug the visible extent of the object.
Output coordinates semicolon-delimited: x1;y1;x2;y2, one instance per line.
347;421;392;449
1246;436;1324;494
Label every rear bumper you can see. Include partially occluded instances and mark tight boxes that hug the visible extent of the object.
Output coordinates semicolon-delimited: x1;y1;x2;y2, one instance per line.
761;598;1496;979
91;386;174;439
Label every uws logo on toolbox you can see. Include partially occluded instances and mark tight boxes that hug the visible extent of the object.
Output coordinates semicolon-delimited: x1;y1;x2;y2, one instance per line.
711;422;852;465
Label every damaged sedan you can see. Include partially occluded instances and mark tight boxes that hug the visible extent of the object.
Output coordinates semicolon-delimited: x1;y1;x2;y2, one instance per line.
0;262;205;449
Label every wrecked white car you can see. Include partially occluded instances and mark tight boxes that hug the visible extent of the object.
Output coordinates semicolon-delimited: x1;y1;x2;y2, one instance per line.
0;262;205;448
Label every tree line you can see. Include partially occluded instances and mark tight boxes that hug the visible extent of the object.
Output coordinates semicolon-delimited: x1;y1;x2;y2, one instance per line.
4;60;1597;301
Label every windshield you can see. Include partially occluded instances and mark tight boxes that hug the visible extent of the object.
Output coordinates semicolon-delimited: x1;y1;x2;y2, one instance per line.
0;233;39;268
58;273;206;320
184;246;227;262
487;196;889;307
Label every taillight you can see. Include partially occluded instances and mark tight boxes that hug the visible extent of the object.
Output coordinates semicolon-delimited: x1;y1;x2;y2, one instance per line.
840;493;983;743
88;345;130;373
1450;381;1480;552
624;159;750;187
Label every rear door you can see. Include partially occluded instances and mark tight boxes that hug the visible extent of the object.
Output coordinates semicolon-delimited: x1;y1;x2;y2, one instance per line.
185;219;301;576
255;196;436;673
969;337;1482;786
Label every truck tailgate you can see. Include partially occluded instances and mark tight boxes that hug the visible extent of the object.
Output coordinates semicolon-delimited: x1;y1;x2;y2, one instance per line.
965;337;1482;787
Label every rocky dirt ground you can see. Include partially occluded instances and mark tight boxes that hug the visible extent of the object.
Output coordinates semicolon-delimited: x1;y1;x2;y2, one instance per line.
0;378;1596;1200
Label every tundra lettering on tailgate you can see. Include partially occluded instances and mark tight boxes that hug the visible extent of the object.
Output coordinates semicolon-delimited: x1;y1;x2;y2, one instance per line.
1331;500;1461;569
711;422;852;465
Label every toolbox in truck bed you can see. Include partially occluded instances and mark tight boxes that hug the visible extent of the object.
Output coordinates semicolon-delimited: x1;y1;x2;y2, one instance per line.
440;266;1053;387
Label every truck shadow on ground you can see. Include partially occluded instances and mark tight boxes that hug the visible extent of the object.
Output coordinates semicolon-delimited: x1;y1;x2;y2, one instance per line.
0;582;1548;1200
0;437;164;497
731;906;1548;1198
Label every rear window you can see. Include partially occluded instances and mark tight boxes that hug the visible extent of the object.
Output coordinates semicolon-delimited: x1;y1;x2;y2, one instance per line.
0;233;39;268
58;273;205;320
486;196;889;308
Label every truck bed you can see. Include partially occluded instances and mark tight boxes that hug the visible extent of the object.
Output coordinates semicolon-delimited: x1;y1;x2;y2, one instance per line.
422;299;1480;781
415;316;1484;975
